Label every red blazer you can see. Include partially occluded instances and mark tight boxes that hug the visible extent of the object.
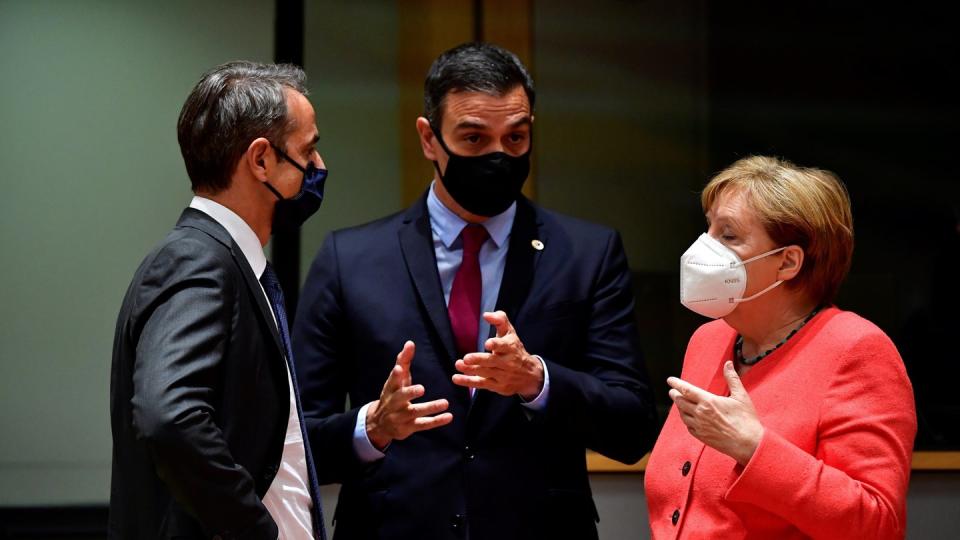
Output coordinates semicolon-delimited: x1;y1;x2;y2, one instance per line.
645;307;916;539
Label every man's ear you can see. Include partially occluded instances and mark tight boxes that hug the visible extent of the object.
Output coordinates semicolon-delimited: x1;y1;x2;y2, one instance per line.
244;137;272;181
777;245;805;282
416;117;439;161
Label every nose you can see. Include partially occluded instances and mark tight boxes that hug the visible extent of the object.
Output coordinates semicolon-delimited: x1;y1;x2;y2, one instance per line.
311;149;326;170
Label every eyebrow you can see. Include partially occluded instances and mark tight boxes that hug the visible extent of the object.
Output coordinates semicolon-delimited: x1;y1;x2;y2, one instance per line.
453;120;487;131
452;115;533;132
706;213;744;230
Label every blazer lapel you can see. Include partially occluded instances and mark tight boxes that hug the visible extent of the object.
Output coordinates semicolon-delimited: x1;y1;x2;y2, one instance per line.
398;195;459;365
176;208;287;360
470;197;544;427
491;197;544;324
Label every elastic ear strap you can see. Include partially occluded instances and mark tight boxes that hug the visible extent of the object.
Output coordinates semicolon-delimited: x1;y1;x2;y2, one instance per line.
736;245;788;267
733;280;784;303
263;180;284;201
431;160;445;181
429;124;454;156
270;143;307;173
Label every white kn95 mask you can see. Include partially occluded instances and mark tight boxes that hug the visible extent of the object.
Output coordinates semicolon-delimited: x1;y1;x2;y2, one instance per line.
680;233;787;319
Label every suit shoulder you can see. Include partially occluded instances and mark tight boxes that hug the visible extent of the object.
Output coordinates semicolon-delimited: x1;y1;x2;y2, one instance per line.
818;308;902;364
133;226;237;290
536;204;619;240
330;208;407;241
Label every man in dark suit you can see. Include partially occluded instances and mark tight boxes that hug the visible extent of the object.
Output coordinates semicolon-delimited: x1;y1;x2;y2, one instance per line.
292;43;656;540
110;61;329;539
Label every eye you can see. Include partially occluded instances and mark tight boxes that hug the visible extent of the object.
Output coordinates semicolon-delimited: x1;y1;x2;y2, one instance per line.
464;134;482;144
720;226;738;242
508;132;527;143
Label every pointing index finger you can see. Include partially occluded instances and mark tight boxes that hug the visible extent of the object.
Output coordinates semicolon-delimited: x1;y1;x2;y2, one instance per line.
666;376;711;403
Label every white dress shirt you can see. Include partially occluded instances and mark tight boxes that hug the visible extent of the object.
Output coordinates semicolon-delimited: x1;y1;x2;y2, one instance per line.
189;197;314;538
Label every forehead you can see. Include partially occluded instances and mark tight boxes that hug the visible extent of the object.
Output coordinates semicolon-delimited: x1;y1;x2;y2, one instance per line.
440;86;531;126
708;188;758;225
285;89;316;133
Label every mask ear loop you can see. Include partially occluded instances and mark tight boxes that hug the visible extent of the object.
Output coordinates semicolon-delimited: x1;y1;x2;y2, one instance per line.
732;279;784;303
732;245;788;267
730;245;791;303
428;124;454;182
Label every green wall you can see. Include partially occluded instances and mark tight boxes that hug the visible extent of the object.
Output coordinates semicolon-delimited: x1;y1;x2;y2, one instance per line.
298;0;402;274
0;0;704;507
0;0;275;505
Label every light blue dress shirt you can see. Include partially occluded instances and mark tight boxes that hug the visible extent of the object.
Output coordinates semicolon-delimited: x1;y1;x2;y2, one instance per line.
352;183;550;462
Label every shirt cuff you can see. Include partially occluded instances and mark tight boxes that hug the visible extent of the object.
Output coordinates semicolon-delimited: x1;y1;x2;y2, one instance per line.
519;355;550;411
353;402;386;463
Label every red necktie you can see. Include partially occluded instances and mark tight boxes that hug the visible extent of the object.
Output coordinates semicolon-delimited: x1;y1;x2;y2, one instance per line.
448;224;489;358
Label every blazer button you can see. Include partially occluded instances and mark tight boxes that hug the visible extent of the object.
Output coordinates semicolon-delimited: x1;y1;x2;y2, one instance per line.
464;445;475;461
451;513;466;535
672;509;680;525
681;461;691;476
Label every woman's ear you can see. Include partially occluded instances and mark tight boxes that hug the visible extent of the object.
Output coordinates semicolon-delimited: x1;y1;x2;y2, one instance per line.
777;245;805;282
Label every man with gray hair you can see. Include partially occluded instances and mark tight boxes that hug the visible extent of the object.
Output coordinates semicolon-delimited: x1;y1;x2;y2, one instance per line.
110;61;328;539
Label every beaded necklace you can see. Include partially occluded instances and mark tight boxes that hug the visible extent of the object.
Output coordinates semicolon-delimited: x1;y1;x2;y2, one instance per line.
734;306;822;366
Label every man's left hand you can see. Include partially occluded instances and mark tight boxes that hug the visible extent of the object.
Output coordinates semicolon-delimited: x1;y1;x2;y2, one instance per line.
453;311;544;400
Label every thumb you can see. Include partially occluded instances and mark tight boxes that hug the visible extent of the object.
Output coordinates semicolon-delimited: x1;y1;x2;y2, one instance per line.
723;361;749;400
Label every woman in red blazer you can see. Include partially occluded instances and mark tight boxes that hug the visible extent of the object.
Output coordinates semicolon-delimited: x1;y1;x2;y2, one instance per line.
645;156;917;539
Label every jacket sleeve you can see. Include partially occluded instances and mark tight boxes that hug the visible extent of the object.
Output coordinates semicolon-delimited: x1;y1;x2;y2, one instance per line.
724;331;917;540
535;230;657;464
130;238;277;539
292;232;370;484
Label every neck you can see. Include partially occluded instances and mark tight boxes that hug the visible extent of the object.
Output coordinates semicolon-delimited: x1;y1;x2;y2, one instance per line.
727;292;819;357
197;178;273;246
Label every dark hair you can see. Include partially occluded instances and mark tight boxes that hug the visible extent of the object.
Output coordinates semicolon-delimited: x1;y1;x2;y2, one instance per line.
177;61;307;193
423;42;535;127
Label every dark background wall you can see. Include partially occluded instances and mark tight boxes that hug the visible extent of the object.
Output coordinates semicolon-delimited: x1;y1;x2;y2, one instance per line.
0;0;957;537
705;2;959;449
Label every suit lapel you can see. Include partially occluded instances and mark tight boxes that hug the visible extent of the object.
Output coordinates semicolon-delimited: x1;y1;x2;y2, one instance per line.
234;251;287;359
491;197;543;324
398;195;459;365
470;197;544;427
176;209;287;359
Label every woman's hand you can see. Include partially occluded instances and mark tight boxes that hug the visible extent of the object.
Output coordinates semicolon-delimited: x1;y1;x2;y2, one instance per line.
667;361;764;466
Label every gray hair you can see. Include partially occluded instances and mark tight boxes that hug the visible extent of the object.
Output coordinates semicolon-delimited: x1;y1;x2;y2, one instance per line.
177;61;308;193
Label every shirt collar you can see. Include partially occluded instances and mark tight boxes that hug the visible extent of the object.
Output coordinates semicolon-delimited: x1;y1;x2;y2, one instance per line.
189;196;267;278
426;181;515;249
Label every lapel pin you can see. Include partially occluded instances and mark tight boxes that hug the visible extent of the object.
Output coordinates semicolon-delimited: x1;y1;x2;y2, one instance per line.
531;239;544;251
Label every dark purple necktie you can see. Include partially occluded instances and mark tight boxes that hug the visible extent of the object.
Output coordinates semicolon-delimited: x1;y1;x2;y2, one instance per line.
448;224;489;358
259;262;326;539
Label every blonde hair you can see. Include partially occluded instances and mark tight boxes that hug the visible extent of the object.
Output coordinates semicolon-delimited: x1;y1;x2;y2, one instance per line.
701;155;854;305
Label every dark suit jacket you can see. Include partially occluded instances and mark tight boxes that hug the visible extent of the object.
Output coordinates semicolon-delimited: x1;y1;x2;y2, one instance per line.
109;208;322;539
292;194;655;540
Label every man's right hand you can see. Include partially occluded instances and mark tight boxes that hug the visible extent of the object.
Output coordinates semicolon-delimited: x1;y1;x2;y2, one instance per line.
365;341;453;450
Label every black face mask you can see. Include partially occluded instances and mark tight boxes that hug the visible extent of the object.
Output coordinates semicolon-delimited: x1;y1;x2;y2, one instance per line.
430;125;530;217
264;144;328;233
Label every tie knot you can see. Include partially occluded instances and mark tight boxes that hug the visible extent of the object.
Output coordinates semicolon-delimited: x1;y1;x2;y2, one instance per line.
460;224;489;255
